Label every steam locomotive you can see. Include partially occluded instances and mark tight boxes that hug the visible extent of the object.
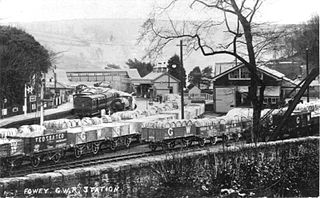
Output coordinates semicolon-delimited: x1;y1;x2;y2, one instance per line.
73;88;136;117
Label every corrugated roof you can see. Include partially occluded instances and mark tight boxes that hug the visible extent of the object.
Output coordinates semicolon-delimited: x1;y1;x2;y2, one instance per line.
142;72;180;83
143;72;164;80
56;69;72;85
126;69;142;79
46;81;71;89
257;65;285;79
257;65;297;85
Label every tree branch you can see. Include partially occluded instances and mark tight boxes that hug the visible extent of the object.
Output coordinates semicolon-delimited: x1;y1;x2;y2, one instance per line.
191;0;237;15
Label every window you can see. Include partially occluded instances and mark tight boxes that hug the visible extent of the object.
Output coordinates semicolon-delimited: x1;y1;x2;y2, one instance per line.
271;98;277;104
240;67;250;79
96;76;104;81
229;69;240;79
228;67;263;80
263;98;268;104
70;73;79;77
268;98;272;104
257;71;263;80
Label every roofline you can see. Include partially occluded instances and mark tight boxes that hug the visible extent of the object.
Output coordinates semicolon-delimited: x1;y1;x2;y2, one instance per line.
212;63;286;82
152;72;181;83
212;64;243;81
66;70;128;73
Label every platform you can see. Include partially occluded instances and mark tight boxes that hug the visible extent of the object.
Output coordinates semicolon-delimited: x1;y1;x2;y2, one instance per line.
0;102;74;128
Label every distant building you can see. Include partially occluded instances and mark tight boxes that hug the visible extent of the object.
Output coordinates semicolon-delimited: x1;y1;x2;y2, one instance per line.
64;65;182;98
266;61;304;80
187;85;213;102
45;69;73;108
132;65;180;98
65;69;141;93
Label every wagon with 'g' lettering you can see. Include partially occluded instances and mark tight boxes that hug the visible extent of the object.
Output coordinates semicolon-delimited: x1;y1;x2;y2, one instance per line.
66;122;135;159
141;120;197;151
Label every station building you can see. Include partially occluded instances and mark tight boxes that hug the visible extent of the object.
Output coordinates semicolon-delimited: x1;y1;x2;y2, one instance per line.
212;63;298;113
132;65;180;98
65;66;180;99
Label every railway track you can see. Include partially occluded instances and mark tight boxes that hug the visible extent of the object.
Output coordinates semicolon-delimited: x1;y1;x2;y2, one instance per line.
7;140;245;178
9;150;153;177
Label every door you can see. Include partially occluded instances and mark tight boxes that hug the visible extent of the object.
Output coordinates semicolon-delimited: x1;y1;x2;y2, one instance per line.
215;87;235;113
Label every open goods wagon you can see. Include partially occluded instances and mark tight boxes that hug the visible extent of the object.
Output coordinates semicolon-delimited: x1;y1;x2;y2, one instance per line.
261;111;315;141
67;122;141;159
141;117;252;151
1;131;67;168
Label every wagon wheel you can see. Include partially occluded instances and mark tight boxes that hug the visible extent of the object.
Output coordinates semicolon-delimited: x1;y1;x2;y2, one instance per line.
10;159;23;168
187;139;193;147
74;148;82;159
233;133;240;142
167;141;175;149
222;134;230;143
182;139;190;148
7;159;21;169
125;138;131;148
52;152;62;163
6;162;14;173
92;143;100;155
161;143;168;151
31;156;41;167
149;144;157;151
210;137;218;145
198;138;206;147
109;141;117;151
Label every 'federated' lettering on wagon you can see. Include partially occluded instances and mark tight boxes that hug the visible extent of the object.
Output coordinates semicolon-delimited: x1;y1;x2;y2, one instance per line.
34;133;65;143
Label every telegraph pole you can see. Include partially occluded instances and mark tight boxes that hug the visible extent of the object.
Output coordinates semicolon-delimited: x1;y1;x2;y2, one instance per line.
306;48;309;102
177;40;186;119
54;64;57;106
40;75;45;126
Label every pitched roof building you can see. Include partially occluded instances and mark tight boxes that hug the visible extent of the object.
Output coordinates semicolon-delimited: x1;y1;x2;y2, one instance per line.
212;63;298;113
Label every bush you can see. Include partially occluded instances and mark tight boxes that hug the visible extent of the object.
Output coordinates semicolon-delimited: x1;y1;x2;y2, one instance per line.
149;138;319;197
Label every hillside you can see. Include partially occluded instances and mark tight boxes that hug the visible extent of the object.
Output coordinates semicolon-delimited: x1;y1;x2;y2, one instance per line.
5;19;295;73
7;18;217;72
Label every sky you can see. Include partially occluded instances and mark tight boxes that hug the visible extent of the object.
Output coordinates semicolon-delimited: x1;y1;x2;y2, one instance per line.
0;0;319;24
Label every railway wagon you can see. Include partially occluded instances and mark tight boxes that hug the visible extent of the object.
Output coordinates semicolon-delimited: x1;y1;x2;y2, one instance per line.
141;117;252;150
141;120;197;151
1;131;67;168
310;114;320;135
270;111;312;139
60;122;139;159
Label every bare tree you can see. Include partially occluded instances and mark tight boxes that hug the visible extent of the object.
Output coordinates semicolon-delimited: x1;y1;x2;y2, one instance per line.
139;0;284;143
